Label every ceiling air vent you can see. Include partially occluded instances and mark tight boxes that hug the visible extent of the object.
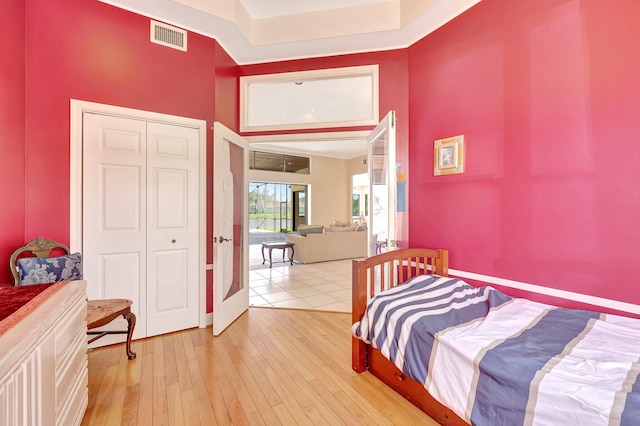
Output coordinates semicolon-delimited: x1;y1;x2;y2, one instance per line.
150;20;187;52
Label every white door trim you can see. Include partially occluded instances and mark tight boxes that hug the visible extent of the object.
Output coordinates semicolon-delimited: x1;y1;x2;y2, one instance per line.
212;121;250;336
69;99;208;328
367;110;397;256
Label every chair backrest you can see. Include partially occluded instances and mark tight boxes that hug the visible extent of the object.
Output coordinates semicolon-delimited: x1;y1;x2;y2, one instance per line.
9;237;72;286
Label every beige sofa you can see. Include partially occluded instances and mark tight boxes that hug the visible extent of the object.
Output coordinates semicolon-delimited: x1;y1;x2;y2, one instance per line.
285;230;367;264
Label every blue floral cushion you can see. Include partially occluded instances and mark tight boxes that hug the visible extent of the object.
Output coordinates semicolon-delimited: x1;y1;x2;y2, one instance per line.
17;252;83;285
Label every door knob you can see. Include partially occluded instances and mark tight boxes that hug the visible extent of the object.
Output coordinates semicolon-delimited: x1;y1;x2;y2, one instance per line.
218;236;232;243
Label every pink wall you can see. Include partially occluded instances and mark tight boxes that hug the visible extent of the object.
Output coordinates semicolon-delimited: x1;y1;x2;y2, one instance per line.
0;0;27;284
408;0;640;308
239;51;409;138
240;51;411;245
7;0;640;314
214;44;240;132
8;0;239;311
25;0;215;240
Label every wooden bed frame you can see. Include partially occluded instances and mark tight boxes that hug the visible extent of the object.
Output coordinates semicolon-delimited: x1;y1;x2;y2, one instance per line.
351;248;468;426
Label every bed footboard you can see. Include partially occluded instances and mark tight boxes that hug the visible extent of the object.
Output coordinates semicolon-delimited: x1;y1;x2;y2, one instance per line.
350;248;466;425
351;248;448;372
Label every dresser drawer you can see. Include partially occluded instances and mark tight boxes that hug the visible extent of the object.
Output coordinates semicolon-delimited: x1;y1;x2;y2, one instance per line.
56;356;88;426
56;327;86;408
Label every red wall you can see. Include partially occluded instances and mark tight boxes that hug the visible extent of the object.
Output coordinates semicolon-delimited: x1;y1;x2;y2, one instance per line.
408;0;640;307
25;0;214;239
8;0;239;311
214;44;240;132
240;51;411;245
0;0;27;284
8;0;640;314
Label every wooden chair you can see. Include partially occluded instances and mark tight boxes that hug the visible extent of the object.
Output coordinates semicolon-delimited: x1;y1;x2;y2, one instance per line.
9;237;136;359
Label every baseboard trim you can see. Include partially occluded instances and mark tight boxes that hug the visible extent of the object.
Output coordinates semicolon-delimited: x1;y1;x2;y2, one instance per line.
204;312;213;327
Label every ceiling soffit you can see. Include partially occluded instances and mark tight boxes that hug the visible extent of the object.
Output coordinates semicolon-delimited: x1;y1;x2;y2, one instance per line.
177;0;439;45
100;0;482;64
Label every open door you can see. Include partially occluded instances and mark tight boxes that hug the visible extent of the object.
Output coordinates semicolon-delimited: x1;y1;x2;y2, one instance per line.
367;111;397;256
213;122;249;335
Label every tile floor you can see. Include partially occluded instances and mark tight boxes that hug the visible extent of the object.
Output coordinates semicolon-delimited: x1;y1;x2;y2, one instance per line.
248;244;352;312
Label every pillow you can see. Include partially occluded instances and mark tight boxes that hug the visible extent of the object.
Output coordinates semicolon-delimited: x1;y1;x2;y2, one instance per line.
357;224;368;232
18;252;83;285
298;225;324;236
332;220;351;227
326;225;353;232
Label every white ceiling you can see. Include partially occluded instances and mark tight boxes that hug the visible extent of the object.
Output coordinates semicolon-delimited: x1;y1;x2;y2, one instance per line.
251;138;369;160
98;0;481;159
240;0;384;20
100;0;481;64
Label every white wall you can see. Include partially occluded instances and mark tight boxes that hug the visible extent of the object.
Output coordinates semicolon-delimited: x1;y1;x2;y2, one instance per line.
347;155;367;176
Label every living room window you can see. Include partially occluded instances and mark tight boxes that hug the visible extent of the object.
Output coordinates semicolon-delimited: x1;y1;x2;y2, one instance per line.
352;194;360;217
249;182;308;240
352;172;369;222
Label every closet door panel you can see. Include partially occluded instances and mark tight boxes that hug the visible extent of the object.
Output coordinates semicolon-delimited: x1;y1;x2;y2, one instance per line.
83;113;147;342
83;114;200;342
146;122;199;336
152;249;188;311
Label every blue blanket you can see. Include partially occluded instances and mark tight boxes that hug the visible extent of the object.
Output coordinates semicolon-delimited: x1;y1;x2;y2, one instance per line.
352;275;640;425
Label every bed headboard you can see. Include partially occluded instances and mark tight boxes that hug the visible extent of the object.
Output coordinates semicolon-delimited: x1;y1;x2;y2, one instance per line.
351;248;448;372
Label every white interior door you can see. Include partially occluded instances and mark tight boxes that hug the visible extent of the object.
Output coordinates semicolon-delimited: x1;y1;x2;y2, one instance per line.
146;122;199;336
83;113;147;342
213;122;249;336
83;113;200;343
367;111;397;256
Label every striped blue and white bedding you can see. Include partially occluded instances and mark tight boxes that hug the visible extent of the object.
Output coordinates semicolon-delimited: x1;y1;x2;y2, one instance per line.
351;275;640;425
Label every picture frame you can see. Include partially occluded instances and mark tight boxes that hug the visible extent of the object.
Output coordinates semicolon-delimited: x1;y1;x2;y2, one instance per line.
434;135;465;176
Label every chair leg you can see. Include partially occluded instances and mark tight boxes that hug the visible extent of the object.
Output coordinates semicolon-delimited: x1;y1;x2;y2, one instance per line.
123;311;137;360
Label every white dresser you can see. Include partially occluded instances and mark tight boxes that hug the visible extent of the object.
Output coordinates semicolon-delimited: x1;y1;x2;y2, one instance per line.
0;280;88;426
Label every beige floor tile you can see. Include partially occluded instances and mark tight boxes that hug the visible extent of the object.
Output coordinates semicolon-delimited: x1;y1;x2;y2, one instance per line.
276;280;312;290
287;287;323;298
249;245;352;313
253;269;287;279
299;276;331;286
261;290;298;303
301;293;339;307
251;285;287;295
248;278;271;288
283;268;310;277
271;299;313;309
249;295;271;307
313;283;344;294
313;302;350;313
326;289;351;300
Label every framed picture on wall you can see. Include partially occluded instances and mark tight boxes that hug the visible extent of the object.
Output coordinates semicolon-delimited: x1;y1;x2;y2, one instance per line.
434;135;465;176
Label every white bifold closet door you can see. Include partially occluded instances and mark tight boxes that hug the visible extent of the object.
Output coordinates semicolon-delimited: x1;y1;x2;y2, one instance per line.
82;113;199;344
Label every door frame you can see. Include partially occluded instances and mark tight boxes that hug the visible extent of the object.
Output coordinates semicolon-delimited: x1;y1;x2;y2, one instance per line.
212;122;250;335
367;110;397;256
69;99;208;328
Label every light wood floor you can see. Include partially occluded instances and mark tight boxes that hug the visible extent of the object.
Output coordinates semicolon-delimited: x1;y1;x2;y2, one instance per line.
81;307;438;425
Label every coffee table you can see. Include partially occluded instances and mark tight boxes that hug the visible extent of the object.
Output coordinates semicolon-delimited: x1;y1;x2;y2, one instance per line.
261;242;295;268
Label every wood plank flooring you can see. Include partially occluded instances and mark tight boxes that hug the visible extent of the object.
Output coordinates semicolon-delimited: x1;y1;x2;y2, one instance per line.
81;307;438;425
